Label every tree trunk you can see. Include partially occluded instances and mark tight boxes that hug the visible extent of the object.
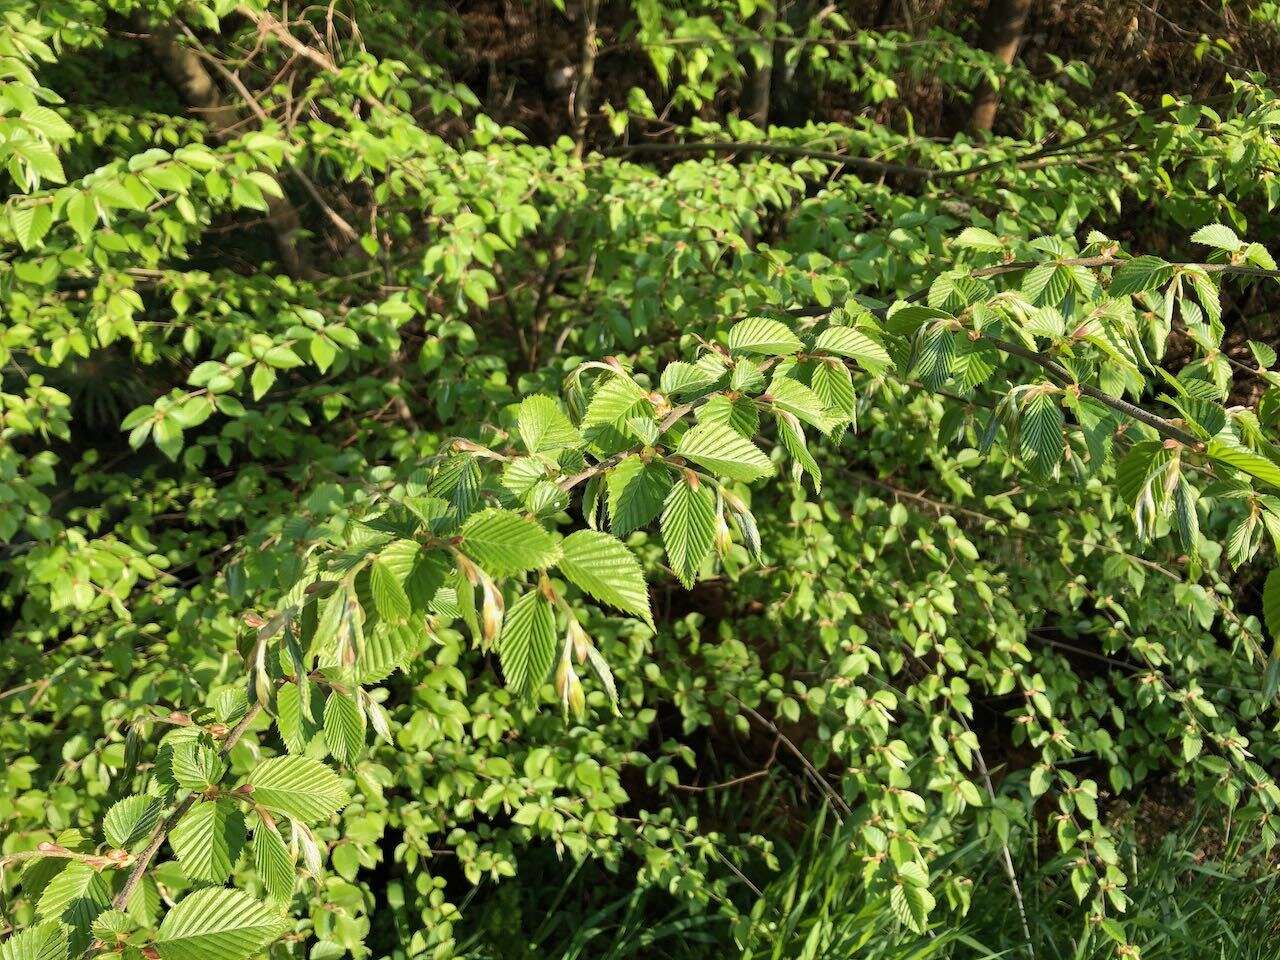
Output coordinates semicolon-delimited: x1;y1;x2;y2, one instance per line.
743;7;776;128
138;19;315;279
968;0;1032;133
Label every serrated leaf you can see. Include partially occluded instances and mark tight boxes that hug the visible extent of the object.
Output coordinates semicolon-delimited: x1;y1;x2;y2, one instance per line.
171;743;225;791
675;421;773;483
557;530;653;626
517;395;581;453
322;691;365;765
1207;435;1280;489
1020;392;1063;479
103;795;162;850
35;863;109;951
767;377;833;434
155;887;285;960
246;756;349;824
275;682;323;755
1190;222;1242;251
813;326;893;374
889;881;934;933
498;590;557;698
169;799;245;884
0;919;68;960
368;559;410;623
252;819;296;902
460;508;560;576
1022;262;1072;306
726;317;802;355
606;456;671;536
954;226;1003;251
661;478;716;588
1110;255;1174;297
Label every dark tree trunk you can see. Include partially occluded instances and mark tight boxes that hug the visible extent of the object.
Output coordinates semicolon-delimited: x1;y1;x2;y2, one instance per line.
968;0;1032;133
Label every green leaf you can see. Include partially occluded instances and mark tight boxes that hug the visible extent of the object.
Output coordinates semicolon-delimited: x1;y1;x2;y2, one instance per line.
557;530;653;627
35;863;109;951
1109;255;1174;297
889;880;935;933
498;590;557;698
1264;569;1280;643
368;559;410;623
171;744;226;791
767;377;833;434
517;395;581;453
322;691;366;765
0;920;69;960
813;326;892;374
1020;392;1063;479
675;421;773;483
246;756;350;823
1022;262;1072;306
103;795;162;850
726;317;802;356
169;799;246;884
661;478;716;589
155;888;285;960
1206;435;1280;489
460;508;561;576
1190;222;1242;252
606;456;671;536
251;819;296;902
954;226;1004;252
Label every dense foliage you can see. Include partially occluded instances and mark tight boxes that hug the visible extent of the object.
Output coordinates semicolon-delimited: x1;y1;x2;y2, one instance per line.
6;2;1280;958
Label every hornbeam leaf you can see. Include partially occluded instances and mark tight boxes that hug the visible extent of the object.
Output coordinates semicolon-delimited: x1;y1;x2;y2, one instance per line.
1109;255;1174;297
171;743;225;791
1020;392;1064;479
368;559;410;623
155;888;286;960
661;478;716;588
1206;436;1280;489
557;530;653;627
460;508;561;576
35;863;109;952
322;691;366;765
813;326;893;374
0;920;69;960
103;795;162;850
246;756;350;824
606;456;671;536
726;317;802;356
767;377;834;435
517;395;581;453
252;819;296;902
675;421;773;483
498;590;557;698
1190;222;1242;252
169;799;245;884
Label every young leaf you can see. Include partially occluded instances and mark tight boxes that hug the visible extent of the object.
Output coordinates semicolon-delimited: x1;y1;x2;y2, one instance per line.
517;395;581;453
498;590;557;698
103;795;162;850
246;756;350;824
171;743;226;791
154;888;286;960
813;326;892;374
675;421;773;483
661;478;716;588
1020;392;1064;479
322;691;366;765
557;530;653;627
460;508;561;576
726;317;802;356
606;456;671;536
368;559;410;623
252;819;296;902
169;799;246;885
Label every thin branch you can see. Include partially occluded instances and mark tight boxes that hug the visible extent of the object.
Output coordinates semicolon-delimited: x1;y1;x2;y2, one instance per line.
108;702;263;914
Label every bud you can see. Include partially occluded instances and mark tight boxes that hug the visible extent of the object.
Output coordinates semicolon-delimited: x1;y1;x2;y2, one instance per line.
567;619;591;664
480;573;504;647
242;612;266;628
714;510;732;555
